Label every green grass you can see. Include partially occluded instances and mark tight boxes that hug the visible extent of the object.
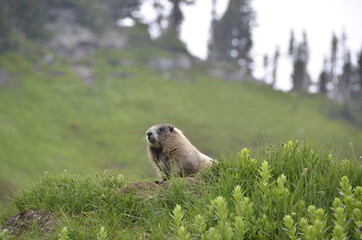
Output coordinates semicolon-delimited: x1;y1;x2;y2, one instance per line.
0;141;361;239
0;45;362;206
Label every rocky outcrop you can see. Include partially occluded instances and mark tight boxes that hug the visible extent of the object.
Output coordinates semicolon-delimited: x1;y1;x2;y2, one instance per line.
147;55;193;71
46;8;127;60
208;66;258;82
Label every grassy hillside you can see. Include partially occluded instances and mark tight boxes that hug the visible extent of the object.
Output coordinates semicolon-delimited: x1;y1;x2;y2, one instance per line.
0;44;362;205
0;141;361;239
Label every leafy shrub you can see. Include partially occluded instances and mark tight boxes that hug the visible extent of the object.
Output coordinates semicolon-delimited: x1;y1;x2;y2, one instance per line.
169;142;362;239
171;176;361;239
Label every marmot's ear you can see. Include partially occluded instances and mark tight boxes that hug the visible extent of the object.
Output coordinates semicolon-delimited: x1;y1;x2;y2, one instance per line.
169;125;174;132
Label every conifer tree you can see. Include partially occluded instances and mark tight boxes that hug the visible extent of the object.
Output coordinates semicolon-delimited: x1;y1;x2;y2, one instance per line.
291;31;310;91
167;0;195;36
209;0;254;73
340;50;352;100
358;50;362;94
263;54;269;83
340;50;353;119
319;71;328;95
288;30;295;56
330;33;339;97
271;46;280;88
319;58;329;96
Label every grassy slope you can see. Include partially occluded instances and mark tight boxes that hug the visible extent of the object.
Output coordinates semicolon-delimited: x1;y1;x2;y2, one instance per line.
0;45;361;200
0;142;361;239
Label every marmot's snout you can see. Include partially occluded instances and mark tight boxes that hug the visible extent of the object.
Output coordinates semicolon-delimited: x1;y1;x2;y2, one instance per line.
146;128;157;144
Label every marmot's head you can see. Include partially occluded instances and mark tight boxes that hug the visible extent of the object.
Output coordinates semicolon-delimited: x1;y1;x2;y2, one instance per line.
146;124;175;148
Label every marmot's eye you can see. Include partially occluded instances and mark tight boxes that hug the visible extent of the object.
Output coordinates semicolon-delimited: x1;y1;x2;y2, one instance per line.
169;125;174;132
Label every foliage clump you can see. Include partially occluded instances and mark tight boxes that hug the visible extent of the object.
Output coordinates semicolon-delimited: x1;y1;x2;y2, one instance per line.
1;141;362;239
170;176;362;239
169;142;362;239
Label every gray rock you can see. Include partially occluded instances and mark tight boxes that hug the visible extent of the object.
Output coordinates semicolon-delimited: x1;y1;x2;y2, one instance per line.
73;65;94;86
43;54;54;65
112;72;131;79
0;68;10;87
208;68;246;82
148;57;175;71
119;59;134;67
47;21;97;60
98;31;126;49
148;54;193;71
46;7;126;60
176;55;192;70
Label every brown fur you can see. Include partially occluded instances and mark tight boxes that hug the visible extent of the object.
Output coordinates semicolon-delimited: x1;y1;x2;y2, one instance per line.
146;124;212;181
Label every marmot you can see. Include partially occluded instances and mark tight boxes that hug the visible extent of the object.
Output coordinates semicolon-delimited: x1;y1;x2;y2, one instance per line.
146;124;213;181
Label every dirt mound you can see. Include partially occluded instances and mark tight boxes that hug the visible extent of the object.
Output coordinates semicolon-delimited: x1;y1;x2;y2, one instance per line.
4;210;55;235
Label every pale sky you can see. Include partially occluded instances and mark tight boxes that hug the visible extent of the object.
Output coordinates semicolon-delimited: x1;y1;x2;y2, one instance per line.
142;0;362;91
251;0;362;90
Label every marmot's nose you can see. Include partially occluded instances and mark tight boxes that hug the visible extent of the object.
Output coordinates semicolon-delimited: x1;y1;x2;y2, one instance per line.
147;131;153;137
